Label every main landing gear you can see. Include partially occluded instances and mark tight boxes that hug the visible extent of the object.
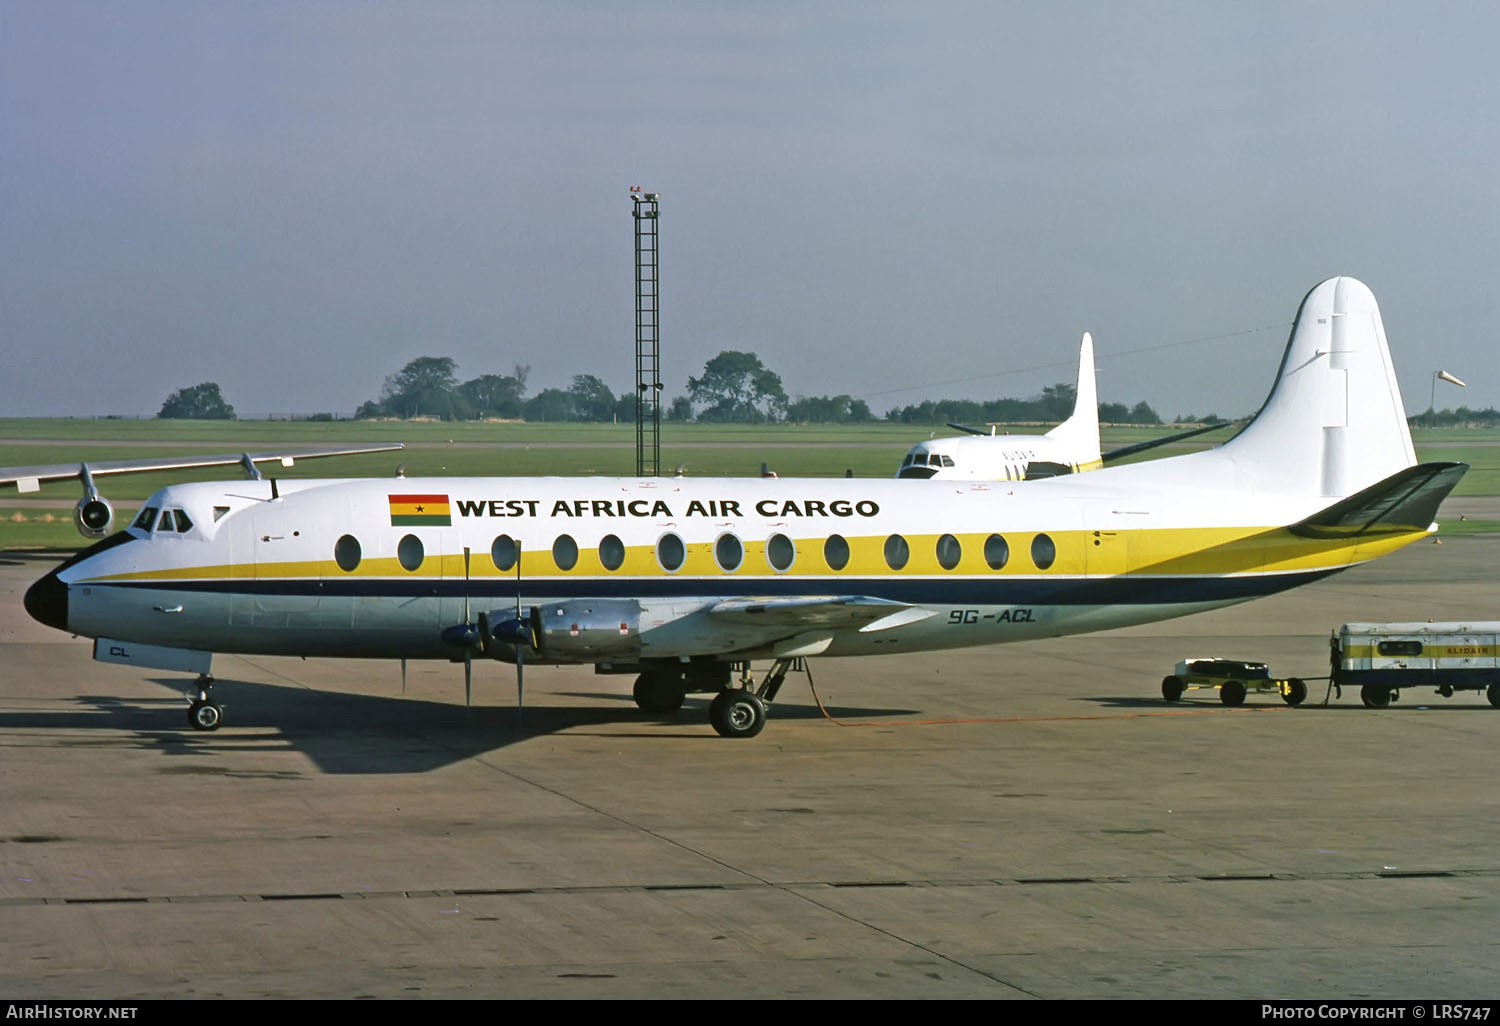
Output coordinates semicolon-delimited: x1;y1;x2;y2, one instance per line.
631;659;799;739
708;659;796;739
632;671;687;715
186;674;223;731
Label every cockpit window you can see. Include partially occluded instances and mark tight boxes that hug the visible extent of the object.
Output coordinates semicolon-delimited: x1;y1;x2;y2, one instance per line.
173;509;193;532
132;507;159;531
940;455;955;467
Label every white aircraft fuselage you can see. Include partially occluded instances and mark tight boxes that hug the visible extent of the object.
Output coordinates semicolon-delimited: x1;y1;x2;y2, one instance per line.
35;468;1425;665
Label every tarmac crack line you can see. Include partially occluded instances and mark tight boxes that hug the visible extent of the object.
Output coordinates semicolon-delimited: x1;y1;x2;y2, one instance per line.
5;867;1497;909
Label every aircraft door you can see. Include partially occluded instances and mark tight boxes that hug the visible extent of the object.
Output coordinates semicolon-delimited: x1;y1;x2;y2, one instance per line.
248;506;322;629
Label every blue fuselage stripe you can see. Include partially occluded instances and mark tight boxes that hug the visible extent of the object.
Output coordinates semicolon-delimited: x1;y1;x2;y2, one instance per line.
91;569;1343;606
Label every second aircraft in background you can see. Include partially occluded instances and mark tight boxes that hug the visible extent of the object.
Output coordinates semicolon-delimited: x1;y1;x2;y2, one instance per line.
895;333;1228;481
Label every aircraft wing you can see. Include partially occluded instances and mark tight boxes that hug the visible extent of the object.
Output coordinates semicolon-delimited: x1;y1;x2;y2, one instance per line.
707;595;937;633
1;444;405;493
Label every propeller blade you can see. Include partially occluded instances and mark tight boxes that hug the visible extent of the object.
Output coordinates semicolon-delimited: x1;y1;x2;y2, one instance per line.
464;651;472;712
516;649;524;726
462;547;471;626
478;610;493;656
514;542;524;725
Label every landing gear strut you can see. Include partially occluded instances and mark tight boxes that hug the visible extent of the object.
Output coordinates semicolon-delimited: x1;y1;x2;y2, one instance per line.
186;674;223;731
708;658;798;739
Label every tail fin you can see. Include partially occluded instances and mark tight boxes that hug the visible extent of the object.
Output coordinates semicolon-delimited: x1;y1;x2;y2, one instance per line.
1043;332;1102;465
1220;277;1416;498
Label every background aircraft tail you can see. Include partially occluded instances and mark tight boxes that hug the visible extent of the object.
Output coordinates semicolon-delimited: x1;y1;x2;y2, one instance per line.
1043;332;1102;465
1217;277;1416;499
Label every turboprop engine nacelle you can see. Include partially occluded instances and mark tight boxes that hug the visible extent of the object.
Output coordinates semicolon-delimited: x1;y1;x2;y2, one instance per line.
523;598;644;662
73;496;114;538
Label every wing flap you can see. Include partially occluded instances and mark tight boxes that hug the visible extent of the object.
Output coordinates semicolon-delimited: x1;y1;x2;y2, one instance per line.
707;595;925;632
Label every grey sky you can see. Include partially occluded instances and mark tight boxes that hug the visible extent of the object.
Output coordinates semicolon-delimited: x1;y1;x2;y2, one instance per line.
3;1;1496;419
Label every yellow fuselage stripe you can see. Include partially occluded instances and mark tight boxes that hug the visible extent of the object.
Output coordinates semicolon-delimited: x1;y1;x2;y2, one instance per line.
85;524;1428;584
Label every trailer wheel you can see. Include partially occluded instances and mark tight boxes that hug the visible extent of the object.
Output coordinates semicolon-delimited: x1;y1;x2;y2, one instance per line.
1161;675;1185;702
1283;678;1307;707
1220;680;1246;707
1487;683;1500;709
1361;685;1392;709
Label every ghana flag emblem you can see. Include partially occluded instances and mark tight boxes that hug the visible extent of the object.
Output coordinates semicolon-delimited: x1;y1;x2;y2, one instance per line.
389;493;451;527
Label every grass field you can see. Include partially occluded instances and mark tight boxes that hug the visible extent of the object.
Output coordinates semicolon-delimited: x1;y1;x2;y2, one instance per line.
4;418;1497;550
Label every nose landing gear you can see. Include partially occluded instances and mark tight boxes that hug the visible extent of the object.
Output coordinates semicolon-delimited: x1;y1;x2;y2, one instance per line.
186;675;223;731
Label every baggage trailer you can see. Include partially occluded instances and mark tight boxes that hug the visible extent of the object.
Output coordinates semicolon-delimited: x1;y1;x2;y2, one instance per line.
1161;658;1308;707
1333;622;1500;709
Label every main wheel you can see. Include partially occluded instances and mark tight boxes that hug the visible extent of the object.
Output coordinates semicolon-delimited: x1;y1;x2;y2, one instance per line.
1361;685;1392;709
188;700;222;731
709;690;766;739
632;673;686;714
1487;683;1500;709
1161;675;1185;702
1220;680;1246;707
1283;678;1307;707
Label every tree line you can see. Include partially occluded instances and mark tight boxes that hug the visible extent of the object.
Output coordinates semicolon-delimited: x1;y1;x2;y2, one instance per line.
149;351;1181;426
156;350;1497;426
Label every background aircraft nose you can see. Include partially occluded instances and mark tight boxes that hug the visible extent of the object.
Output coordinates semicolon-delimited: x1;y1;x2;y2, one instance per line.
24;569;68;632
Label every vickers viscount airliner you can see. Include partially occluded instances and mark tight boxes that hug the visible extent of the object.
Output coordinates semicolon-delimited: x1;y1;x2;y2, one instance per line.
896;332;1105;481
896;332;1231;481
24;279;1465;737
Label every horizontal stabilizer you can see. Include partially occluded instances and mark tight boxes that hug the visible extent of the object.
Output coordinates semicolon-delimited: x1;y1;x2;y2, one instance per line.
1290;462;1468;538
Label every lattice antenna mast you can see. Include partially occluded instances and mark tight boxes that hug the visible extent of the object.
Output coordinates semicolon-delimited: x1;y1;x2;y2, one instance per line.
631;188;661;477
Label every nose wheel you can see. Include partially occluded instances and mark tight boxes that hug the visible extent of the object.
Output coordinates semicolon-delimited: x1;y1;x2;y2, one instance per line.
188;700;223;731
185;675;223;731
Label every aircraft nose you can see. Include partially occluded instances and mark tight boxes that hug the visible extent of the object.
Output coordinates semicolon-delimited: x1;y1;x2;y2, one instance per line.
24;568;69;632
